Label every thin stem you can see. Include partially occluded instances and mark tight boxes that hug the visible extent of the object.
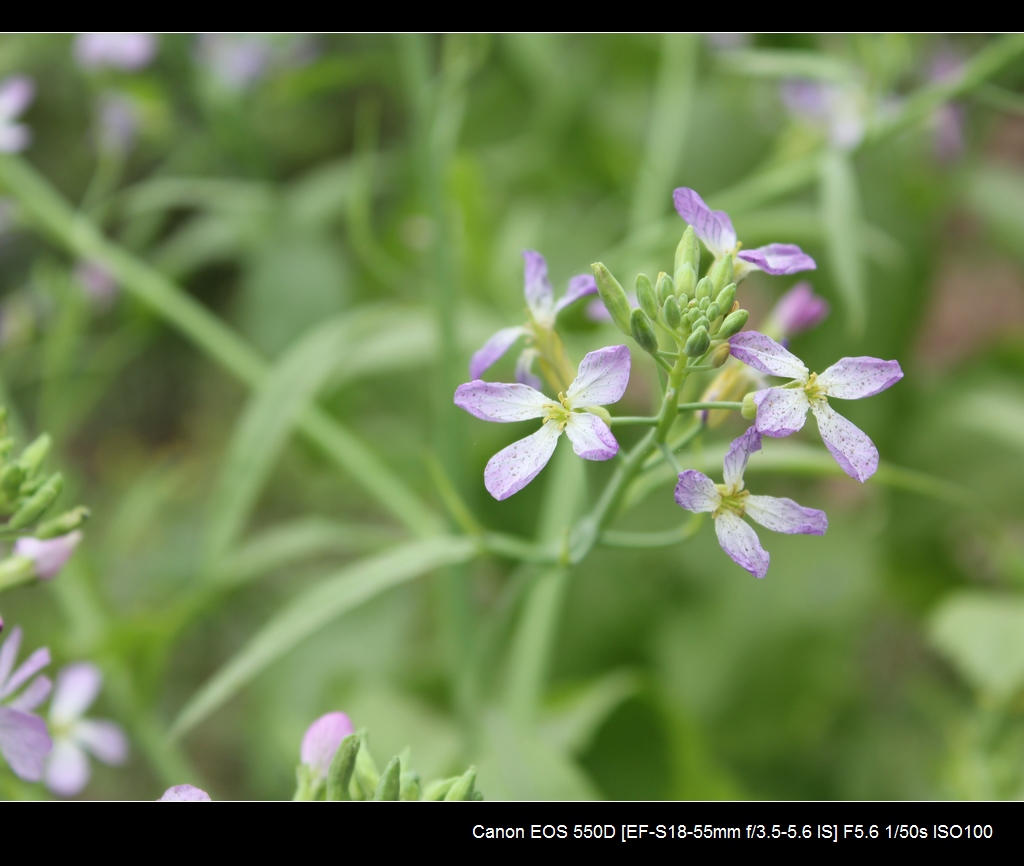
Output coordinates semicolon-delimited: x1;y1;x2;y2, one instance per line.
677;401;743;413
658;442;684;475
610;415;659;427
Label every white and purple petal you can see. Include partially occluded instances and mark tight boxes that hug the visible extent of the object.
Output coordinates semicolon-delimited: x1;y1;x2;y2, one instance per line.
300;711;354;780
0;626;24;691
159;784;211;801
728;332;809;380
553;273;599;316
0;123;30;153
674;470;721;513
8;674;51;712
565;345;631;406
454;380;550;423
484;423;561;501
752;388;810;438
514;348;544;392
723;427;762;490
745;495;828;535
672;188;736;256
49;663;101;725
817;357;903;400
75;719;129;765
522;250;554;320
44;738;90;797
0;646;50;701
0;75;35;121
810;401;879;482
564;413;618;461
0;705;52;782
737;243;817;275
468;326;527;379
714;512;770;579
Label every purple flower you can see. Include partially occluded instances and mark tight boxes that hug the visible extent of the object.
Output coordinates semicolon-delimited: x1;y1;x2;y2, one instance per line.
159;784;211;801
673;188;816;277
0;75;35;153
13;531;83;580
74;33;157;71
198;34;273;91
96;92;139;155
456;345;630;500
44;662;128;797
301;711;355;781
781;80;866;151
675;428;827;578
729;331;903;482
765;281;830;341
470;251;598;388
74;261;119;305
0;626;53;782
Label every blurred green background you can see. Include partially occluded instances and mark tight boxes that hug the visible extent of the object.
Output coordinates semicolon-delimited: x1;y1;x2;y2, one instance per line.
1;33;1024;800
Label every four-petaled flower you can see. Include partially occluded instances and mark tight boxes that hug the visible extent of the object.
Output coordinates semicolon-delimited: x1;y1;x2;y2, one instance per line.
729;331;903;482
470;250;597;390
44;662;128;797
675;428;828;578
456;345;630;500
0;626;52;782
0;75;35;153
673;187;817;277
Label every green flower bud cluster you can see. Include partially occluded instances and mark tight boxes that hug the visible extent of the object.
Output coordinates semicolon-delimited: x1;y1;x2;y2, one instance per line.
591;227;750;364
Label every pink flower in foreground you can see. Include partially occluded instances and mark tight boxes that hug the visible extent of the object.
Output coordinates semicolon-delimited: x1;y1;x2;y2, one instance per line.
729;331;903;482
13;532;82;580
301;711;355;781
675;428;828;578
456;345;630;500
0;626;52;781
159;784;211;801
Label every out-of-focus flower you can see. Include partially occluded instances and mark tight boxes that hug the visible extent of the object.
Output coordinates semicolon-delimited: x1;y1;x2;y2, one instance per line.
673;188;817;277
456;345;630;500
780;79;867;151
675;427;828;578
0;75;35;153
44;662;128;797
96;92;139;155
74;261;119;306
198;34;273;91
301;711;354;781
764;281;830;342
0;626;52;781
470;251;598;390
159;784;211;801
729;331;903;482
927;48;967;163
13;532;83;580
74;33;157;71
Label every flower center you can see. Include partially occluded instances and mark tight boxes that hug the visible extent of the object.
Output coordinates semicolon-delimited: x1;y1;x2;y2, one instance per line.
541;393;573;431
803;371;827;402
714;485;749;517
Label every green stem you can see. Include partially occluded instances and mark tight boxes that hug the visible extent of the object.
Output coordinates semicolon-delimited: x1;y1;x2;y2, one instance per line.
0;154;440;539
610;415;659;427
677;401;743;413
600;521;700;548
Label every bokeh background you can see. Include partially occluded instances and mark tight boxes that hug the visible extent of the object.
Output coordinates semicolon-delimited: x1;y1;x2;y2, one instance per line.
1;33;1024;800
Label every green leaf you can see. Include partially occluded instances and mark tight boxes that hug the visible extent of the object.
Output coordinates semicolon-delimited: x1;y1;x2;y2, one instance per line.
540;670;641;756
820;149;867;336
929;592;1024;700
170;536;477;740
718;49;857;82
965;164;1024;264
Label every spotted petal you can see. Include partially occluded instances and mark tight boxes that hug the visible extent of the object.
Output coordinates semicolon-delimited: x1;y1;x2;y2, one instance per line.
484;423;561;500
752;388;810;438
564;413;617;461
810;400;879;482
566;345;631;406
715;512;770;579
159;784;211;801
745;495;828;535
817;357;903;400
0;706;51;782
723;427;762;490
729;332;809;380
469;327;528;379
738;243;817;275
554;274;599;315
523;250;554;319
673;187;736;256
455;381;550;422
674;470;721;513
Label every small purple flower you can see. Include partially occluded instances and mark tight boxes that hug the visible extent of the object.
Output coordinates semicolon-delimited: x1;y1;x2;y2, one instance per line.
198;34;273;91
74;261;119;306
0;75;35;153
0;626;53;782
159;784;211;801
44;662;128;797
675;428;827;578
456;345;631;500
781;80;866;151
729;331;903;482
673;188;816;277
14;531;83;580
470;251;598;387
766;281;830;341
74;33;157;72
301;711;355;781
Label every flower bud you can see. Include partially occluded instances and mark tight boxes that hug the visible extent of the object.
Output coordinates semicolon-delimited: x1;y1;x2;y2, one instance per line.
715;282;736;312
742;392;758;420
663;296;682;330
686;307;701;326
35;506;90;539
675;263;696;301
710;342;732;368
630;308;659;356
710;253;734;293
684;326;710;358
674;226;699;285
8;473;63;531
13;531;82;580
443;766;478;801
400;772;421;801
698;296;710;312
656;272;674;304
695;276;713;302
17;434;51;478
592;263;633;337
373;756;402;801
694;316;710;333
302;712;355;784
0;463;24;499
636;273;659;320
326;733;360;801
717;309;749;339
706;302;720;322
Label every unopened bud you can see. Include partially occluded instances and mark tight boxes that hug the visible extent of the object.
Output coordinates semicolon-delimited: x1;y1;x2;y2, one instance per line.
400;772;421;801
694;316;710;332
742;392;758;420
636;273;659;319
684;326;710;358
423;776;459;801
18;434;51;478
717;309;749;339
674;226;699;284
663;296;682;330
373;756;402;801
695;276;713;302
656;272;674;304
592;263;633;337
630;308;660;355
0;463;25;498
698;296;710;312
35;506;90;539
326;733;360;801
443;766;478;801
686;307;701;326
715;281;736;312
710;253;734;293
710;342;732;368
675;263;696;301
8;473;63;531
706;302;720;322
